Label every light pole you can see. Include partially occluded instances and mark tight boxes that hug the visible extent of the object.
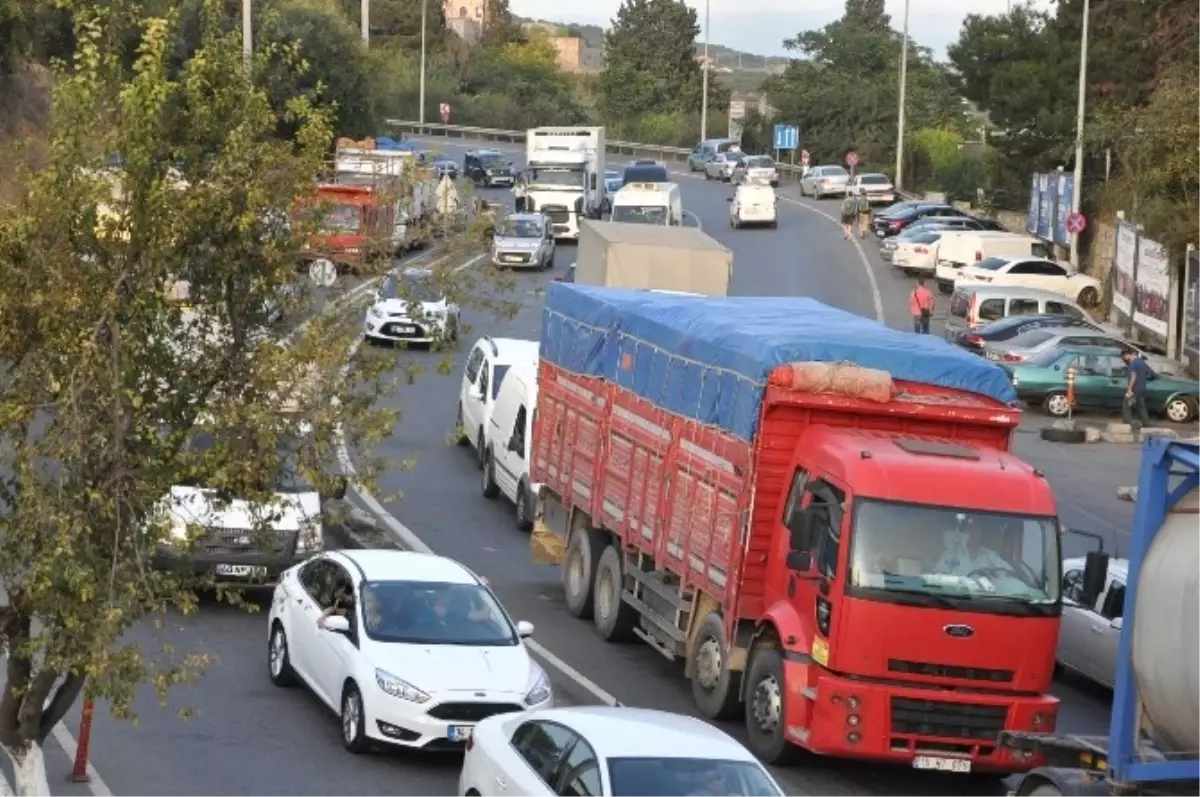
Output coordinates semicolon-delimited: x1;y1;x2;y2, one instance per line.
894;0;910;192
361;0;369;43
699;0;710;141
418;0;427;131
242;0;252;72
1069;0;1090;269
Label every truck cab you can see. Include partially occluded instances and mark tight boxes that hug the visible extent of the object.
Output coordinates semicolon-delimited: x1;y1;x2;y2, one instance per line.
610;182;682;226
525;127;606;240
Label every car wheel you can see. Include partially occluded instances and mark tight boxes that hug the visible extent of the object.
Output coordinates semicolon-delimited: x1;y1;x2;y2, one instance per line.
744;647;803;765
690;612;741;720
704;171;712;181
515;482;533;531
475;428;486;468
1165;396;1196;424
481;451;500;499
1077;286;1100;308
268;622;297;687
592;545;637;642
341;683;369;753
1042;392;1071;417
455;403;470;446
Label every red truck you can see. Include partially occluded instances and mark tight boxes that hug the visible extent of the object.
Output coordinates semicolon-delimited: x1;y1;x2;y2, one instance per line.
530;285;1063;774
300;183;393;274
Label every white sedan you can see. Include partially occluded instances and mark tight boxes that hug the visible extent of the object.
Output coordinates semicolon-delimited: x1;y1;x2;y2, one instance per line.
458;705;783;796
267;549;553;753
957;256;1104;308
363;267;460;345
891;230;943;276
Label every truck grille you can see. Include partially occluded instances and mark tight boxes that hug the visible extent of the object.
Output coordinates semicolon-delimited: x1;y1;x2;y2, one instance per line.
544;209;570;224
890;697;1008;741
200;527;296;557
888;659;1014;684
426;702;523;722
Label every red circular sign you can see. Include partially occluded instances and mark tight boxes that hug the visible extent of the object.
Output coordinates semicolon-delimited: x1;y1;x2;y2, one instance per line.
845;151;859;167
1066;211;1087;235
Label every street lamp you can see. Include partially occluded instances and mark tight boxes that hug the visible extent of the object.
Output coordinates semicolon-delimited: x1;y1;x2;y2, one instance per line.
242;0;252;72
894;0;910;192
361;0;369;43
699;0;710;141
1069;0;1090;268
418;0;427;131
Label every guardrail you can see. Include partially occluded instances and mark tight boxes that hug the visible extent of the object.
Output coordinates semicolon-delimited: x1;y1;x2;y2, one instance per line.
385;119;915;198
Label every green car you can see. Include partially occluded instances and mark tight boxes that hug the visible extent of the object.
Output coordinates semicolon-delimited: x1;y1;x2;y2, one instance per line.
1005;346;1199;423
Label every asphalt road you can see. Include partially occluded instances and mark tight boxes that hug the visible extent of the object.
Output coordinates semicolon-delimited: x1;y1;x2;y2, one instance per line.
73;139;1123;797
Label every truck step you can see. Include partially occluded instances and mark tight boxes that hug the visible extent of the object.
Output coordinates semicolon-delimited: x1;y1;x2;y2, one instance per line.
625;568;692;612
622;590;687;645
632;626;678;662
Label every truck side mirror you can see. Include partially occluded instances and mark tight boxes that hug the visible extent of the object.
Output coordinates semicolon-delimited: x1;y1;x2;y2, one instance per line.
1081;550;1110;605
786;550;812;572
787;510;816;553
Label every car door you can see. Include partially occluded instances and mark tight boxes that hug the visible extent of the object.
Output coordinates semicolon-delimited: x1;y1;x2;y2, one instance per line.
461;345;487;441
1057;567;1091;674
1090;578;1126;688
505;720;577;795
292;559;334;692
1097;354;1132;409
1026;260;1072;294
1065;351;1113;409
310;561;360;704
495;402;528;501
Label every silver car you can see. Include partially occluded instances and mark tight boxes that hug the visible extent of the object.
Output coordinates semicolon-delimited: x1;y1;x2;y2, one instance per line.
982;327;1162;368
732;155;779;186
799;165;850;198
491;213;555;270
1058;556;1128;688
704;152;744;182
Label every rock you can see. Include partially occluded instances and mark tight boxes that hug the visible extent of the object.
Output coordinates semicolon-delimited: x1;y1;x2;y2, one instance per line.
1117;486;1138;502
1140;427;1179;440
1102;431;1137;444
1084;426;1102;443
1106;422;1134;435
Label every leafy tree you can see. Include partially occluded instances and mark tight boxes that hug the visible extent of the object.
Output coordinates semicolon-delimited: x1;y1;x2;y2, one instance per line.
338;0;448;51
0;3;404;792
479;0;522;47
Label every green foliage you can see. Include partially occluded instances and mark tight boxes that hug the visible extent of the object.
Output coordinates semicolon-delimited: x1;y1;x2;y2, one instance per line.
479;0;523;48
338;0;448;50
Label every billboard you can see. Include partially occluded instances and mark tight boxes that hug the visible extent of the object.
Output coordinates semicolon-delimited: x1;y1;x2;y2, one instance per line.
1133;237;1170;337
1184;249;1199;361
1053;174;1074;247
1026;174;1039;235
1035;173;1054;240
1112;220;1138;319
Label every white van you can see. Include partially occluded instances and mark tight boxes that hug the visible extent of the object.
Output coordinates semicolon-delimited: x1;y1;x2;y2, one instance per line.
458;336;540;464
935;232;1056;293
610;182;683;226
481;363;539;530
729;183;777;228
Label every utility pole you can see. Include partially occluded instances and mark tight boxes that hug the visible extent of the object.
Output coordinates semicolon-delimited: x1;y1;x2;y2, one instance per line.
361;0;369;43
894;0;910;191
418;0;427;131
1069;0;1090;269
699;0;711;141
241;0;252;73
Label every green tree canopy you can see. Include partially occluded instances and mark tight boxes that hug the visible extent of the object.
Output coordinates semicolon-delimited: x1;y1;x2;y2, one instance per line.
338;0;448;51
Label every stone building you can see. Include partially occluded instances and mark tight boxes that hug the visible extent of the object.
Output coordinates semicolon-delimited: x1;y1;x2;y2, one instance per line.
445;0;486;44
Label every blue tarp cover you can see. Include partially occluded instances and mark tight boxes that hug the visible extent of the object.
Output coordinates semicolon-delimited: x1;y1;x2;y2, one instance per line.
374;137;418;151
540;284;1018;441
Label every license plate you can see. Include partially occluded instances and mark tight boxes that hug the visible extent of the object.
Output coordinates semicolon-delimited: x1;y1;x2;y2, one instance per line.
448;725;474;742
502;255;522;262
876;231;885;237
913;755;971;773
215;564;267;578
392;325;416;334
986;352;1001;361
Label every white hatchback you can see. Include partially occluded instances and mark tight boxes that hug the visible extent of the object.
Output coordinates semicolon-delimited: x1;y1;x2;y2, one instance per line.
457;336;540;465
267;549;553;753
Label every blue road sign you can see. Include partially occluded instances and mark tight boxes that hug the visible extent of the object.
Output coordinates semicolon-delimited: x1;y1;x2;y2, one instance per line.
773;124;800;151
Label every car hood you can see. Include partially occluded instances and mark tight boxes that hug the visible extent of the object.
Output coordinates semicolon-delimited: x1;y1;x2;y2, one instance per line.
368;641;535;696
164;485;320;533
493;236;541;250
373;298;445;318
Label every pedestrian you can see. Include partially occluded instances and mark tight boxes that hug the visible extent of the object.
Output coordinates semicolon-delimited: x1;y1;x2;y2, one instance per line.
1120;349;1151;431
839;193;857;240
855;190;872;238
512;176;527;213
910;277;935;334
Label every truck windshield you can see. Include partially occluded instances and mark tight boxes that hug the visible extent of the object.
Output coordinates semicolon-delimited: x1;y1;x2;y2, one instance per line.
612;205;668;225
848;499;1060;614
321;204;361;233
527;169;583;189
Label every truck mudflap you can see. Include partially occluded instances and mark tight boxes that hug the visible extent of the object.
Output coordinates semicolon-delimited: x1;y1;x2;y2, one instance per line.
1008;767;1110;796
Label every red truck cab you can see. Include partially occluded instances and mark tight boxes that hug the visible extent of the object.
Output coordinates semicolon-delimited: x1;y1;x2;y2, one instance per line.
300;183;389;272
530;285;1063;776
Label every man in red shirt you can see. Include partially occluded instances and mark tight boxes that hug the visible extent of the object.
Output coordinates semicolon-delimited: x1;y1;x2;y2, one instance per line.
910;278;935;334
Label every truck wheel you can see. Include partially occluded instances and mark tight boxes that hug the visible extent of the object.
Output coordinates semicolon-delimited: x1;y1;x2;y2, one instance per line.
744;648;802;765
562;526;606;620
690;612;741;720
481;451;500;499
593;545;637;642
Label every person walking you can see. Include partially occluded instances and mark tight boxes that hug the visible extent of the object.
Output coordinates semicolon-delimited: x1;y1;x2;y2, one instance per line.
839;193;857;240
910;277;935;334
512;176;527;213
855;190;872;238
1120;349;1151;432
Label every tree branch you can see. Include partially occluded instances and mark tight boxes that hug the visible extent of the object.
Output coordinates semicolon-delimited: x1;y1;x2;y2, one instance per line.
37;673;85;745
17;669;59;742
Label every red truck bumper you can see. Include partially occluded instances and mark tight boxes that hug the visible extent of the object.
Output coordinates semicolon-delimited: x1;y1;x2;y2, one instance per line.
786;663;1057;774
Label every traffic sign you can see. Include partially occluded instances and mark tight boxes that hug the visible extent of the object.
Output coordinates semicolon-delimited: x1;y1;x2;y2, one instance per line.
773;124;800;151
845;150;860;168
309;258;337;288
439;103;451;124
800;149;811;166
1066;211;1087;235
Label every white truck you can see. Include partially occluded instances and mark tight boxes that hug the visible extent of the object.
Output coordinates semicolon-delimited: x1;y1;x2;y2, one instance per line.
333;138;437;251
610;182;683;226
524;126;606;240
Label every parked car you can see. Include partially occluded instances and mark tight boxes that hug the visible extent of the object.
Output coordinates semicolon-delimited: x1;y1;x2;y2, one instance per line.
490;212;556;270
798;165;850;198
1004;347;1197;422
267;549;554;753
879;216;986;261
1057;555;1128;689
431;157;458;179
956;256;1103;308
983;327;1160;368
944;284;1093;342
891;230;945;276
457;706;784;796
870;204;968;237
703;152;744;182
846;172;895;204
731;155;779;186
949;313;1103;355
457;336;540;464
935;232;1057;293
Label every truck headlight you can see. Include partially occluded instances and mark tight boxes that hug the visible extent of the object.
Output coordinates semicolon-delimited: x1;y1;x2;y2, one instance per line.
376;669;430;703
524;667;552;706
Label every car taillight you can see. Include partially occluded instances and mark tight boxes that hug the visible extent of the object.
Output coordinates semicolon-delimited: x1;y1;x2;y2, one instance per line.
913;246;928;254
889;220;903;229
974;251;983;261
964;334;985;346
1003;352;1025;362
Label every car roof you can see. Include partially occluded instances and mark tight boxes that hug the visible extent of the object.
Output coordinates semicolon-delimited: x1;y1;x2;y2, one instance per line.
503;212;545;224
468;149;501;156
514;707;758;762
953;283;1080;303
333;550;479;583
1063;556;1130;581
481;336;540;363
857;172;889;178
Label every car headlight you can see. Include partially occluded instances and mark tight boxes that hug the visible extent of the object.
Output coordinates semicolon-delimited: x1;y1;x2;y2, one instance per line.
524;666;552;706
376;668;430;703
368;306;384;319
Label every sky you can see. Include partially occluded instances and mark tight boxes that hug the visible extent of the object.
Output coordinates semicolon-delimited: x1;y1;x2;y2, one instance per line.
510;0;1055;60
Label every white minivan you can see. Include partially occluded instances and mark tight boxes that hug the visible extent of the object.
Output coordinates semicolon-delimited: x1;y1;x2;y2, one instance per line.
458;336;540;464
935;232;1056;293
480;363;540;531
729;183;777;228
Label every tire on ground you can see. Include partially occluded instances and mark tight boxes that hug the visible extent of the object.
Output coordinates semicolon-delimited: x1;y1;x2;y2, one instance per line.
689;611;742;720
1040;426;1087;444
562;525;608;620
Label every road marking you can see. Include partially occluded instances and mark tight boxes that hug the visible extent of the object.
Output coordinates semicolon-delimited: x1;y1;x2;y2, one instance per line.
51;722;113;797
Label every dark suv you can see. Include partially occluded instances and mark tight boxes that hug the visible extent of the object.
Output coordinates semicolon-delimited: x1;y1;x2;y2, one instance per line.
464;149;515;188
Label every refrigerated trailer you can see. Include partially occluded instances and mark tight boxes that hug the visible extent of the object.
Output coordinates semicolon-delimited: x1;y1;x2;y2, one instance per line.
530;285;1064;773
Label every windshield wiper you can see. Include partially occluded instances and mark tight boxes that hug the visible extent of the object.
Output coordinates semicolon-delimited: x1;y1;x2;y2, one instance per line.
874;584;961;609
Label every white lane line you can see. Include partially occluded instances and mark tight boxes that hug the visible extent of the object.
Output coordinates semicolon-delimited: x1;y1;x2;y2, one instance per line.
332;251;621;709
681;209;703;231
51;722;113;797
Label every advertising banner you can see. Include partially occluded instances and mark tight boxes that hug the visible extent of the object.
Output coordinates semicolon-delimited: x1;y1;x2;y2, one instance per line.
1133;236;1170;337
1035;173;1054;240
1054;174;1074;247
1184;249;1199;361
1026;174;1039;235
1112;220;1138;318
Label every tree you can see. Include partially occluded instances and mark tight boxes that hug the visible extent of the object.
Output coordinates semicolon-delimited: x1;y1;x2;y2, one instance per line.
338;0;448;51
479;0;523;48
0;4;405;792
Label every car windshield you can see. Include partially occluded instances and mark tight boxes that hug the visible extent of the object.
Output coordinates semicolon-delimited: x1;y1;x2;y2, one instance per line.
861;174;890;185
607;757;781;797
976;257;1011;271
747;156;774;168
180;433;314;493
848;500;1060;614
480;154;506;168
612;205;668;224
527;169;583;189
497;218;543;238
321;204;361;233
822;166;849;177
359;581;516;645
379;272;442;303
625;167;669;182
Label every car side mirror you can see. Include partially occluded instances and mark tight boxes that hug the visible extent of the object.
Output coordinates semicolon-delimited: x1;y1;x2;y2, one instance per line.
1109;617;1123;631
323;615;351;634
470;386;484;400
1081;550;1110;606
788;511;816;552
516;620;535;638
